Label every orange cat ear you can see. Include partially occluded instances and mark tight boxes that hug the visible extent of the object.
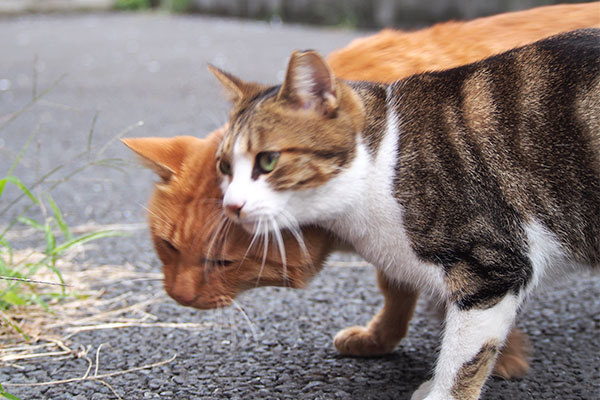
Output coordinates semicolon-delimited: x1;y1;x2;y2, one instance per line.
121;136;198;182
278;50;338;117
208;64;263;104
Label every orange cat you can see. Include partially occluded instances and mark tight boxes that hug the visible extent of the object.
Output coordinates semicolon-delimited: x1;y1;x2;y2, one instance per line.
328;2;600;82
124;3;598;380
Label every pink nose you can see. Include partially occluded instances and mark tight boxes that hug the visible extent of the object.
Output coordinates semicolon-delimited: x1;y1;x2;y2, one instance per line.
225;203;245;218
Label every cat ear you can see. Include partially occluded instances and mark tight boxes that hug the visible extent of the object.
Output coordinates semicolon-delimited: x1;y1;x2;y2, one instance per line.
208;64;262;104
278;50;338;116
122;136;198;182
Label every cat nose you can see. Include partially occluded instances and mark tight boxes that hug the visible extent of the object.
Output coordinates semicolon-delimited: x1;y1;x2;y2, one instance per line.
225;202;246;219
172;292;195;307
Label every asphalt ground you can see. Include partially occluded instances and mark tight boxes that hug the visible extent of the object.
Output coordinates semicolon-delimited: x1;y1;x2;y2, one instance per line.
1;13;599;400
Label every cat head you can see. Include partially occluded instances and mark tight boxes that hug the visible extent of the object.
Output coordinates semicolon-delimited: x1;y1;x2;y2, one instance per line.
210;51;367;232
123;130;332;309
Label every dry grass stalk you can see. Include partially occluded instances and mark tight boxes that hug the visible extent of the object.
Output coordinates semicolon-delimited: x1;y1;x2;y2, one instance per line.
0;245;183;372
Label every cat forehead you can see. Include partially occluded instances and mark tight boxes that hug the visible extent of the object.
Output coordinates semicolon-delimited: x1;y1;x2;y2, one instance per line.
221;92;282;156
220;124;252;157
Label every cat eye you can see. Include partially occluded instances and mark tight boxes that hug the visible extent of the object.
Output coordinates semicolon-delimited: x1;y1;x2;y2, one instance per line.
218;159;232;176
160;238;178;253
201;258;234;267
256;151;280;174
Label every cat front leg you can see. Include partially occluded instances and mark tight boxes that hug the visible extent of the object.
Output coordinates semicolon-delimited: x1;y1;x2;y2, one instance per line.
412;294;520;400
334;269;419;356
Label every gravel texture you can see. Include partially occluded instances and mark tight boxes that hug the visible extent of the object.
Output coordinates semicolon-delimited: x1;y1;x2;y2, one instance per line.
0;13;598;400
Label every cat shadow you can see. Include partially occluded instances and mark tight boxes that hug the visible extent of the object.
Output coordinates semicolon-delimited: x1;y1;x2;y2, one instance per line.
229;339;436;399
330;349;435;399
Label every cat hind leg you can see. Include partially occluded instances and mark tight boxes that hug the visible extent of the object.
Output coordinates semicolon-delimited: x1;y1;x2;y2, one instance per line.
412;294;521;400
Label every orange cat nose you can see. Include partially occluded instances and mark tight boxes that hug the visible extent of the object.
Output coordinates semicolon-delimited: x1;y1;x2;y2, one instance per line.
225;203;246;219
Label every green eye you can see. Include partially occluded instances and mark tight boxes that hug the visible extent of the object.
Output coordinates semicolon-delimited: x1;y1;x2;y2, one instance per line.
218;159;231;176
257;151;280;173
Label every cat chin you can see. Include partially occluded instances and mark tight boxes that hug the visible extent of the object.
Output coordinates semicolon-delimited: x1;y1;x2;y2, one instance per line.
190;297;233;310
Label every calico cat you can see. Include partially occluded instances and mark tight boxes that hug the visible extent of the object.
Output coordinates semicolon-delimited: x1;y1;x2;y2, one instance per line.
212;29;599;400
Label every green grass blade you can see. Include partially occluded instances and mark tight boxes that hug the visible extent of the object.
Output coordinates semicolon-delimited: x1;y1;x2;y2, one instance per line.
44;221;57;255
43;262;66;295
47;194;72;240
3;176;40;206
7;130;36;177
0;384;23;400
0;313;30;343
49;230;127;256
0;259;9;275
0;166;63;226
16;216;44;231
29;292;50;312
87;110;99;155
1;290;27;306
0;239;13;266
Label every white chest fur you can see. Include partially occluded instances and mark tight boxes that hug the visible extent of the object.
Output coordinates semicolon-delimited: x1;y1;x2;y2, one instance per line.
326;101;447;298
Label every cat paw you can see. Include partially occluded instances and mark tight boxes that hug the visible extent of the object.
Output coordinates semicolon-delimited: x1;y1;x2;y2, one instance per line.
492;327;531;379
410;380;433;400
333;326;394;356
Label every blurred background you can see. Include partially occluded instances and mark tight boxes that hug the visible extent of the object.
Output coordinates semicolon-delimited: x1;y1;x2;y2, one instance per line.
1;0;596;27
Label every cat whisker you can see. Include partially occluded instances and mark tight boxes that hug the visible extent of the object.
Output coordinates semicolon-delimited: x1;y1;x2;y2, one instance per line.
213;216;231;260
218;298;237;351
279;210;314;273
230;298;258;342
214;297;224;337
269;216;289;288
204;216;229;277
219;218;235;262
254;218;270;288
238;218;262;272
261;219;270;284
223;297;238;350
139;203;171;228
191;206;224;251
216;297;233;345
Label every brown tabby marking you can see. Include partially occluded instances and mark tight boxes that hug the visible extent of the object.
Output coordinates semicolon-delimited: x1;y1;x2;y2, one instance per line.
350;83;388;158
451;342;499;400
460;70;495;132
387;31;600;309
